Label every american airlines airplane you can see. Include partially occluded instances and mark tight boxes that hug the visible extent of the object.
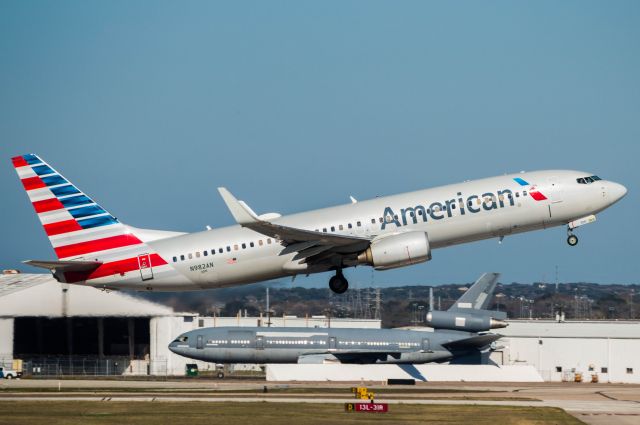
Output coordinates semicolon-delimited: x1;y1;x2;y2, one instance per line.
12;154;627;293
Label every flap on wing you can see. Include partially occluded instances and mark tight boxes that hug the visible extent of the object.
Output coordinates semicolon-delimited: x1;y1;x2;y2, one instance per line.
23;259;103;273
217;187;370;249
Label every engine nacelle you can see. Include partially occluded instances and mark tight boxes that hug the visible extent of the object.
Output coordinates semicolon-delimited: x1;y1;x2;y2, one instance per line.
357;231;431;270
426;311;507;332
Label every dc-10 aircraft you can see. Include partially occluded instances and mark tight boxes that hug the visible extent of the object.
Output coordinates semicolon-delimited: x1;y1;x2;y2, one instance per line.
169;273;506;365
12;154;627;293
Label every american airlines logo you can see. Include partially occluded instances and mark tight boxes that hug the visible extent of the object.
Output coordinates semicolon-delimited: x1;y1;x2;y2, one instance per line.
380;178;547;230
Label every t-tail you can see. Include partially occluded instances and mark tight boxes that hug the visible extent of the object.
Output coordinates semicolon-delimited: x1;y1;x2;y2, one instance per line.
11;154;180;287
426;272;507;332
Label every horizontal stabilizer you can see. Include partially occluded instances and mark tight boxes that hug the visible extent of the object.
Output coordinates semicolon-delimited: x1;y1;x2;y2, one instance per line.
23;259;103;272
442;333;502;351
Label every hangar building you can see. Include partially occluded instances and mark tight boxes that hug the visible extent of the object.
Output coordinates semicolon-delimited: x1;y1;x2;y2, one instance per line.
494;319;640;384
0;273;379;376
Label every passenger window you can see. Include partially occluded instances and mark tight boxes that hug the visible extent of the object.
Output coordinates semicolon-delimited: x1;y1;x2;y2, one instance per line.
379;217;383;223
203;250;208;257
515;192;520;197
172;256;177;263
323;228;327;232
451;204;456;209
371;218;375;224
331;226;335;232
226;246;231;252
267;239;272;244
211;250;215;255
347;223;352;229
188;253;193;259
250;242;254;248
180;255;185;261
234;244;239;251
523;191;527;196
418;210;423;215
357;221;361;227
339;224;343;231
242;243;246;249
219;248;223;254
258;240;263;246
196;252;200;258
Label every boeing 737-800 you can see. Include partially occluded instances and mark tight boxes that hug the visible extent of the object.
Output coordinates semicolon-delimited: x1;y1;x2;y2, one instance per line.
11;154;626;293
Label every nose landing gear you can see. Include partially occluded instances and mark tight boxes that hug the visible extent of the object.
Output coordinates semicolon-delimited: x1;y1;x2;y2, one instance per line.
329;269;349;294
566;215;596;247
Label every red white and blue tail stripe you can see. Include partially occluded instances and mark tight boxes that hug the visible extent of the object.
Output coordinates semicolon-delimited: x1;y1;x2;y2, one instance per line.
12;154;168;283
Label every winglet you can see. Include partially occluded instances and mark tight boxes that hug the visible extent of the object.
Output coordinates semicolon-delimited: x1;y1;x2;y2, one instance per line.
217;187;260;225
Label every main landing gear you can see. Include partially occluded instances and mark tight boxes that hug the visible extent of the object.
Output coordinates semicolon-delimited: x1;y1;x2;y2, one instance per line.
329;269;349;294
567;229;579;246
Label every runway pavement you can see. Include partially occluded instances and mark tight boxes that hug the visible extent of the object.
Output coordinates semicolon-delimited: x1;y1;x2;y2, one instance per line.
1;380;639;424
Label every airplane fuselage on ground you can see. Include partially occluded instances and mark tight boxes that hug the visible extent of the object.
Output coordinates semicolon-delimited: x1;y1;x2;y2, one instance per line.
12;155;627;293
168;326;500;365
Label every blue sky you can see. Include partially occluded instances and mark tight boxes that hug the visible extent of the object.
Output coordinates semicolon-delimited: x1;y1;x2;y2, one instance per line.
1;1;638;287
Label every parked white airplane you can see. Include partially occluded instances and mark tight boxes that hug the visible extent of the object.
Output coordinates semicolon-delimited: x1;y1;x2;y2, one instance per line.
12;154;626;293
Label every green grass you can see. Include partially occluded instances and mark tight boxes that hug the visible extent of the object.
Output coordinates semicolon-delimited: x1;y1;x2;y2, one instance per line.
0;401;584;425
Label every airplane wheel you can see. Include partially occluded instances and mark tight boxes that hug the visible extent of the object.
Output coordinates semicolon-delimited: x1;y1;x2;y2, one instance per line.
567;235;578;246
216;371;225;379
329;274;348;294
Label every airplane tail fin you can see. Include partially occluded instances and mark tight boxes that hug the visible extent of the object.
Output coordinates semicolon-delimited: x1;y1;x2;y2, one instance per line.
448;272;502;314
11;154;147;261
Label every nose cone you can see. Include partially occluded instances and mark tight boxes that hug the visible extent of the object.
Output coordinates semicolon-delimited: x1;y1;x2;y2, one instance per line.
608;182;628;204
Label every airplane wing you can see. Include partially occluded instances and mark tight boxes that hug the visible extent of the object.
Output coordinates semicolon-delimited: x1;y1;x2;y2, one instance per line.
218;188;370;265
442;333;502;351
298;350;402;364
23;259;103;272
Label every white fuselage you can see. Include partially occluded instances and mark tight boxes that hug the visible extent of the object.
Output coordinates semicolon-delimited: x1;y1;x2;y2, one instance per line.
82;170;626;291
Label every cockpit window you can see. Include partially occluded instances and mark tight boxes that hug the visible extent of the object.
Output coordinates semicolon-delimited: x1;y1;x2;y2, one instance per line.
577;176;601;184
174;336;188;343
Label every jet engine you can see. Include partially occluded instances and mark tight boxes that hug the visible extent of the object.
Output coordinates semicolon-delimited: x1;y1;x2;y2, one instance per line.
357;231;431;270
426;311;507;332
